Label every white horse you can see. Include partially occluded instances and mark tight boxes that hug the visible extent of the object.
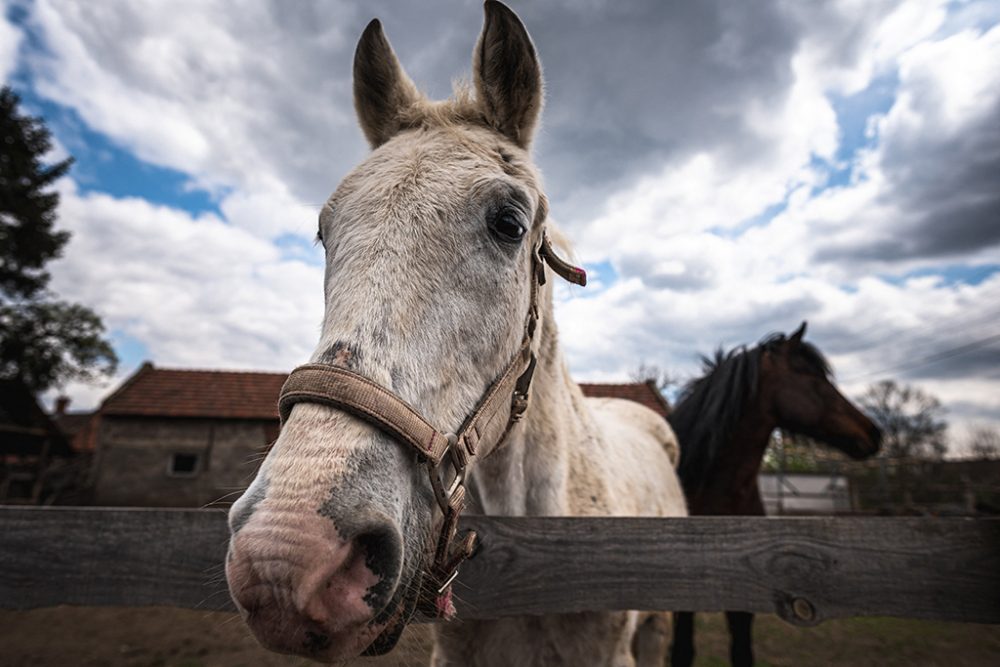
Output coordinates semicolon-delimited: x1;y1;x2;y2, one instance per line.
226;3;687;665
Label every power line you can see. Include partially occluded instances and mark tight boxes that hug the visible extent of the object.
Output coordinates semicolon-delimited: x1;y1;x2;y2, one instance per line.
828;294;1000;361
817;294;1000;381
841;313;1000;374
844;331;1000;382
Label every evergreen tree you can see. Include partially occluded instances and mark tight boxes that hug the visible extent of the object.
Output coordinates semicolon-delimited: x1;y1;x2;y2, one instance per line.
0;86;71;298
0;86;117;392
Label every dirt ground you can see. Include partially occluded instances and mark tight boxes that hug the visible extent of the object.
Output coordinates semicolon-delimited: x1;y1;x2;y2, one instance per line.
0;607;997;667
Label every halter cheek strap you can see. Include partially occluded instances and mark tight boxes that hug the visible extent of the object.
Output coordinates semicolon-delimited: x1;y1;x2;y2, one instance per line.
277;232;585;620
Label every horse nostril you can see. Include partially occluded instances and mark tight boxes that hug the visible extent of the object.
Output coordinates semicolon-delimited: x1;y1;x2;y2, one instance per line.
353;524;403;615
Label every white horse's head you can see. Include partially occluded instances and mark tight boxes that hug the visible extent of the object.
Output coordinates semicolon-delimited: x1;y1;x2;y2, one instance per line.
226;2;552;659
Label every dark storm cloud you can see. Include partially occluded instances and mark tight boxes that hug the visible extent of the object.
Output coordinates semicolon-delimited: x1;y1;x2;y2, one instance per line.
355;1;1000;276
321;1;804;225
817;93;1000;264
519;1;802;225
17;0;1000;442
879;95;1000;257
19;0;881;231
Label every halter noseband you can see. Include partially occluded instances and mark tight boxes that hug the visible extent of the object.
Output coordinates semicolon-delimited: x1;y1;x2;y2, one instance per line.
277;231;586;619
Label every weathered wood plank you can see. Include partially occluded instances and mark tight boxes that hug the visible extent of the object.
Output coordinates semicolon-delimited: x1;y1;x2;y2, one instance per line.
0;507;232;611
1;507;997;625
457;515;1000;625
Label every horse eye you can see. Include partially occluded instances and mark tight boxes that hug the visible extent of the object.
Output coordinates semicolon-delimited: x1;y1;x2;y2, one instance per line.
490;210;526;243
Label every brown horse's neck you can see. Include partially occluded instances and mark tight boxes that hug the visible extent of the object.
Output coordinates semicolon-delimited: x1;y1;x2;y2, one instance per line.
466;284;583;517
689;394;775;516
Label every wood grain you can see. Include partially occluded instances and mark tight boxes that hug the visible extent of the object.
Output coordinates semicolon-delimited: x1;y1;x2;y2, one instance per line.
457;515;1000;625
1;507;997;625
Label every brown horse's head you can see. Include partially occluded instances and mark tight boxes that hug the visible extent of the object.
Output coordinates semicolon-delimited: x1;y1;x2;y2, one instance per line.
760;322;882;459
673;322;882;499
225;2;548;660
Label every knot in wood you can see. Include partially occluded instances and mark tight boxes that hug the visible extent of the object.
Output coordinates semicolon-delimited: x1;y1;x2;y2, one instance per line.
792;597;815;623
773;591;821;627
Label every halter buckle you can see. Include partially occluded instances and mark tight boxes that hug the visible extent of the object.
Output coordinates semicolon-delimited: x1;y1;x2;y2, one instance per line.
428;433;468;513
510;391;529;422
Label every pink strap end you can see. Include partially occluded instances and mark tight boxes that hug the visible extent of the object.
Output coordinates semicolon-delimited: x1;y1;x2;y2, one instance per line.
435;588;457;619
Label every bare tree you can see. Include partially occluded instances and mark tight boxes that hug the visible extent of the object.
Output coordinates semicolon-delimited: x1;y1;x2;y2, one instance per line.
859;380;947;460
967;425;1000;460
629;361;677;394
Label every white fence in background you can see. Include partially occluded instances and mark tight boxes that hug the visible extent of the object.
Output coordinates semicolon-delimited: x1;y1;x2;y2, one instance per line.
760;472;851;515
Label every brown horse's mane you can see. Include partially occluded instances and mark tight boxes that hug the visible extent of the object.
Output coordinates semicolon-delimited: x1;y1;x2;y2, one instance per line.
669;332;831;495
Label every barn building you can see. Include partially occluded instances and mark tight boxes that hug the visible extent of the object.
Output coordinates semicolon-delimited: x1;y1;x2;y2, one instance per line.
0;379;75;504
87;363;671;508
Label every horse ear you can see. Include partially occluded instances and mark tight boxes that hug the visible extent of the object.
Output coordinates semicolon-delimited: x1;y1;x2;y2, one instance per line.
790;321;807;344
353;19;421;148
473;1;543;148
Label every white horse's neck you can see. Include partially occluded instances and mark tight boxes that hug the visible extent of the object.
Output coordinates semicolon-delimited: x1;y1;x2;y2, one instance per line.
468;288;587;517
433;259;686;667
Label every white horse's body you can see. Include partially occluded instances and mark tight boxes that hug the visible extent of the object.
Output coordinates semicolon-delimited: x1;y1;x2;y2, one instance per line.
225;3;686;665
434;359;686;666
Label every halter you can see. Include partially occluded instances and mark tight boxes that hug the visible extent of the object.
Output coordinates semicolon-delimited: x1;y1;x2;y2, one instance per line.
277;231;586;619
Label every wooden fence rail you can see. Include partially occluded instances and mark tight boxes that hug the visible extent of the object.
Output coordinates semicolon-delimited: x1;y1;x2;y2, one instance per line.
1;507;998;626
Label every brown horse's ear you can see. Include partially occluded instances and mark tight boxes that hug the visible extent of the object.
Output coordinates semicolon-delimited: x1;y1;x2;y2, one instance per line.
790;321;808;344
473;1;543;148
353;19;421;148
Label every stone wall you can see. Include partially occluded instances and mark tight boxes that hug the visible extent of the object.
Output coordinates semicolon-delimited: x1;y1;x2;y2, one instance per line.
92;417;273;507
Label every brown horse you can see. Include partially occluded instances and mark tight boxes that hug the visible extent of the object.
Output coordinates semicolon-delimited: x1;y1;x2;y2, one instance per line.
668;322;881;667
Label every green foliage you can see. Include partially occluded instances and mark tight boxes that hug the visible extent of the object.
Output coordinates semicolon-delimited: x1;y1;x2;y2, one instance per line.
761;431;845;473
0;86;117;392
0;300;117;391
0;86;72;299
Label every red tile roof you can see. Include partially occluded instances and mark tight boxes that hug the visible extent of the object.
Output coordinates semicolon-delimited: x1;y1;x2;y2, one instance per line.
101;363;286;420
54;411;101;453
577;381;671;419
99;363;669;421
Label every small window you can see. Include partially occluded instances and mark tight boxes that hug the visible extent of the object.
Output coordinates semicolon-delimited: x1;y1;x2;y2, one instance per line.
169;452;200;477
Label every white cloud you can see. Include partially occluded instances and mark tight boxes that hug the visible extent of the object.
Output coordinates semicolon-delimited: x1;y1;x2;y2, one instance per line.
556;263;1000;437
772;0;952;100
47;181;326;404
23;0;362;239
219;179;320;240
17;0;998;451
885;25;1000;138
555;10;1000;449
805;23;1000;266
0;9;22;83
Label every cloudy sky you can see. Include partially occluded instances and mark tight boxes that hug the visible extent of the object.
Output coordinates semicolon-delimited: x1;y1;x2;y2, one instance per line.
2;0;998;452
